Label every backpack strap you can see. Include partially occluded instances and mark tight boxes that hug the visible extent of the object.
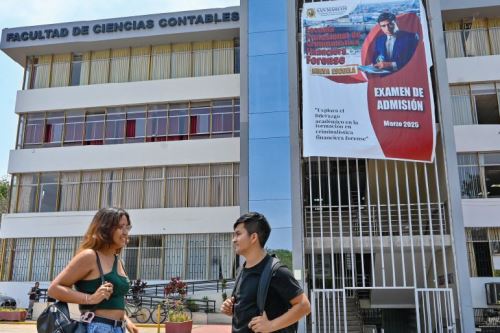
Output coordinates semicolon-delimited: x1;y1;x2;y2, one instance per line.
256;256;282;314
231;265;244;299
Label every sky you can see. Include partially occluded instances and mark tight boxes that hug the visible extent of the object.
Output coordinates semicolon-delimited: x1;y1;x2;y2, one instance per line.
0;0;239;178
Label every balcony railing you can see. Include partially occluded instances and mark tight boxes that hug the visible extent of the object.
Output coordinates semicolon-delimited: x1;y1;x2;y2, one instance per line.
304;203;447;238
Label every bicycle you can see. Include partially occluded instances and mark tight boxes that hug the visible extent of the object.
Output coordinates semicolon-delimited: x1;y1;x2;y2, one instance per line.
125;298;151;323
150;298;192;324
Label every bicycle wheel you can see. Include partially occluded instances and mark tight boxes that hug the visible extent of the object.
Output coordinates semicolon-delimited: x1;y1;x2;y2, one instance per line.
184;307;192;320
135;307;151;323
150;306;167;324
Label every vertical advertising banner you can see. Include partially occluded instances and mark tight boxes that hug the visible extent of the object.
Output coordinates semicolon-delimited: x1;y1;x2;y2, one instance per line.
302;0;435;162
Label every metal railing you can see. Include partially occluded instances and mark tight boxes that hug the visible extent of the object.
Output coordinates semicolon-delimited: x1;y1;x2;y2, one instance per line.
304;203;447;238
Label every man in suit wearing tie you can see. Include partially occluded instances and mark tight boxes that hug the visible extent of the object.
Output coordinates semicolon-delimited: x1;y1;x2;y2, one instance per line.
372;12;419;72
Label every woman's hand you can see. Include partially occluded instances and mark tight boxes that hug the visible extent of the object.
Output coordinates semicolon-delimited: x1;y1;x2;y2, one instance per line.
125;316;139;333
88;282;114;304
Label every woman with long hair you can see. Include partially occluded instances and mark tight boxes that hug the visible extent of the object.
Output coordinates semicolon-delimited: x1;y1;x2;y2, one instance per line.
48;208;139;333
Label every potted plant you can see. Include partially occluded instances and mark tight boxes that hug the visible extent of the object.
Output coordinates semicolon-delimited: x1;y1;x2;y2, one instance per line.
164;277;192;333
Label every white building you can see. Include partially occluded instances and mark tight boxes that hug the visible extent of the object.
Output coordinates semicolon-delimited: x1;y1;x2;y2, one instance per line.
0;6;241;307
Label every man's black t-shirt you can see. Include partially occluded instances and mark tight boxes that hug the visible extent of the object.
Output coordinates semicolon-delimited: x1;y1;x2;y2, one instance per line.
232;255;303;333
29;287;40;301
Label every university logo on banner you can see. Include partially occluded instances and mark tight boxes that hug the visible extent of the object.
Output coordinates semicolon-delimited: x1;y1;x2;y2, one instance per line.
301;0;435;162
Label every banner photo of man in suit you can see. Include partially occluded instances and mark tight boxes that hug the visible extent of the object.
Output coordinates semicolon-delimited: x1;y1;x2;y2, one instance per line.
302;0;436;162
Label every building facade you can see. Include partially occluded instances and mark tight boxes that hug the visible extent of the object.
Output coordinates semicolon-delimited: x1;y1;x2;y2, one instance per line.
1;0;500;332
0;6;241;305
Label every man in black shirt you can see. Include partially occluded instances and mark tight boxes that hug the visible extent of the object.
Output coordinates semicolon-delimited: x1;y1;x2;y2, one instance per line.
27;281;41;319
221;212;310;333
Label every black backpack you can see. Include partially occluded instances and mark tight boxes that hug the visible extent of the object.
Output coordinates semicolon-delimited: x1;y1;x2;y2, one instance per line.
233;255;298;333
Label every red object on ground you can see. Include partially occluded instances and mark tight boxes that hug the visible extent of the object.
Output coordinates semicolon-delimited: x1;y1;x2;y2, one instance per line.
0;311;27;321
165;320;193;333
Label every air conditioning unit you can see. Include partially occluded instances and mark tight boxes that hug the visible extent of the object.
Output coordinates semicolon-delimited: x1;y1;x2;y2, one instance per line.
485;283;500;305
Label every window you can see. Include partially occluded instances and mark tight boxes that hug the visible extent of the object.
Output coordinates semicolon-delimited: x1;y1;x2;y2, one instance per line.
189;101;210;139
100;170;122;208
483;153;500;198
31;238;51;281
84;111;105;145
234;99;240;137
164;234;186;279
122;236;139;280
38;172;59;212
44;112;65;146
139;235;162;280
473;84;500;124
166;166;188;208
168;103;189;141
17;174;38;213
59;172;80;211
105;108;126;144
11;164;239;213
458;152;500;198
12;239;31;281
122;168;143;209
79;171;100;211
212;100;233;138
64;110;85;145
457;154;482;198
16;115;26;149
449;83;500;125
188;165;210;207
24;113;45;147
466;228;500;277
146;105;167;142
70;54;83;86
187;234;208;280
143;167;165;208
126;106;146;143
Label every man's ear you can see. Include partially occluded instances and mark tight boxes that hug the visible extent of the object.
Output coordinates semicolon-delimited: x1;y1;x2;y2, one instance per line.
250;233;259;246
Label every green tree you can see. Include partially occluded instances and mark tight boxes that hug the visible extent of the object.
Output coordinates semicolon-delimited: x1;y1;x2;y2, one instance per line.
267;249;293;269
0;176;9;215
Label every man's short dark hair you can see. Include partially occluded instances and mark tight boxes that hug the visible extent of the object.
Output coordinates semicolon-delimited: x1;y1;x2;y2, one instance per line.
377;12;396;23
233;212;271;248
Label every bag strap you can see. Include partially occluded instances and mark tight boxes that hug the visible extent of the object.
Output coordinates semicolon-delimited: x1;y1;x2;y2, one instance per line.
256;256;282;314
94;251;106;285
231;265;244;299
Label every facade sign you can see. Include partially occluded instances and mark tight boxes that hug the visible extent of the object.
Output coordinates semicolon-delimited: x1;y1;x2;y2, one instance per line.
5;12;239;43
301;0;435;162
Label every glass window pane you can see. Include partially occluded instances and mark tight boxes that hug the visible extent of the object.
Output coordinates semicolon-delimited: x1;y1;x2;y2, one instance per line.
234;99;240;137
164;234;185;279
17;114;26;149
457;154;482;198
146;105;167;142
52;238;75;278
39;172;59;212
139;235;162;280
24;113;45;147
189;102;210;139
168;103;189;141
44;111;65;147
166;166;187;208
64;110;85;145
105;108;126;144
126;106;147;143
70;54;83;86
122;168;143;209
187;234;208;280
144;167;165;208
211;164;233;206
80;171;100;210
483;153;500;166
12;238;31;281
60;172;80;211
84;111;105;145
122;236;139;280
485;166;500;198
188;165;210;207
101;170;123;208
31;238;51;281
212;100;233;138
475;94;500;124
18;174;38;213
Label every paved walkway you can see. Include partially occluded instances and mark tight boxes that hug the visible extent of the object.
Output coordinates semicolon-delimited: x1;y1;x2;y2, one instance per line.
0;322;231;333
